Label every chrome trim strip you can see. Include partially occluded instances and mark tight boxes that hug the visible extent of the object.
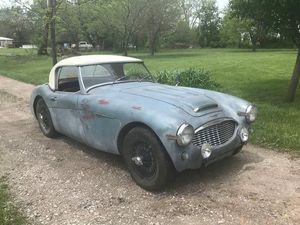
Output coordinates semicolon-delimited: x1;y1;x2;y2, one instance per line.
78;66;87;93
194;117;235;133
166;134;177;140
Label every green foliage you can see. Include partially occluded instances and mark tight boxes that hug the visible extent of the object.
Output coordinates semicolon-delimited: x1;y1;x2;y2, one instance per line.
0;177;28;225
163;20;192;48
195;0;221;47
144;0;181;55
230;0;300;48
156;68;219;89
219;9;246;48
0;6;34;47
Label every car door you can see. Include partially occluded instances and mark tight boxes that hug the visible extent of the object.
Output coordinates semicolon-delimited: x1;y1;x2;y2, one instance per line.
49;66;85;142
77;64;121;154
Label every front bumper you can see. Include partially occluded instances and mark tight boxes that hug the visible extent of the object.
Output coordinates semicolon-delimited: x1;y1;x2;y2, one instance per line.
168;132;245;172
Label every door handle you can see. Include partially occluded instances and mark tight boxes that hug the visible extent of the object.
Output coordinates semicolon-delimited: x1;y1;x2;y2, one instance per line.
51;96;58;101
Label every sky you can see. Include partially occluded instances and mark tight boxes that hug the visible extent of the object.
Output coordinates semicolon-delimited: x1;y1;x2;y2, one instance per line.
0;0;230;9
217;0;229;10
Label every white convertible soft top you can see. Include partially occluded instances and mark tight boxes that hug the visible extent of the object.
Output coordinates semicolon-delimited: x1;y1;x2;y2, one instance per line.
48;55;143;90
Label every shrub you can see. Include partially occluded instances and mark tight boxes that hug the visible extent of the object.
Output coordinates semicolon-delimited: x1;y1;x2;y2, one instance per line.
155;68;219;90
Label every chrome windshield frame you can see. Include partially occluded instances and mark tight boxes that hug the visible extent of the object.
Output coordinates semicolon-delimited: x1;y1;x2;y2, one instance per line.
78;62;155;93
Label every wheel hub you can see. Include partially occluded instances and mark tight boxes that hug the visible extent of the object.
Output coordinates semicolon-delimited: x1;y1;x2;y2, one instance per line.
131;156;144;166
131;143;156;178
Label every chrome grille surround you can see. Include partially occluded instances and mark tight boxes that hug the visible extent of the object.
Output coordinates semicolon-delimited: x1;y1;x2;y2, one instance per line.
192;118;236;148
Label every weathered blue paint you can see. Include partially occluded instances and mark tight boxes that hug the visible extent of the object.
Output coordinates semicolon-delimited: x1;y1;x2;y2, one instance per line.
30;62;254;172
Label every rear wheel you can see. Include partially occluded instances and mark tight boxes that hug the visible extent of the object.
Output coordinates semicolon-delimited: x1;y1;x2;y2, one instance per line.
122;127;174;191
35;98;57;138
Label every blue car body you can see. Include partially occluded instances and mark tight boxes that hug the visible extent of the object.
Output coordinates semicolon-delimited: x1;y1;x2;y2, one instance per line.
30;55;254;173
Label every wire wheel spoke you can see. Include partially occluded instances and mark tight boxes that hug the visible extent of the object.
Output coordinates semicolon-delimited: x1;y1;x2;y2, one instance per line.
131;142;156;178
38;105;50;131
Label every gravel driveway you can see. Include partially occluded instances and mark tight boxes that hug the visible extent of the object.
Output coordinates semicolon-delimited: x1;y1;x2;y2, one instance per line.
0;76;299;225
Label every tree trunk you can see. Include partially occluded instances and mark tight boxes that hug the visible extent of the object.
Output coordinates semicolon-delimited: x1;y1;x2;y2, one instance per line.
149;38;155;56
287;49;300;102
124;45;128;56
149;32;157;56
123;38;128;56
38;11;49;55
249;31;257;52
49;0;57;65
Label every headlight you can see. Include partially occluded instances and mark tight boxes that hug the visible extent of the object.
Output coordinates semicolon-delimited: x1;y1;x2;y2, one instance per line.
176;123;194;146
238;105;257;123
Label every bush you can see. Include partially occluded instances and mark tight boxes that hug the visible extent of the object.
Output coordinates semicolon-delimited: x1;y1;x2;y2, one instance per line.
155;68;219;90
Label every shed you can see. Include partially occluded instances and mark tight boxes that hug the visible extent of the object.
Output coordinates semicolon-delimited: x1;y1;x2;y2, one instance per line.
0;37;13;48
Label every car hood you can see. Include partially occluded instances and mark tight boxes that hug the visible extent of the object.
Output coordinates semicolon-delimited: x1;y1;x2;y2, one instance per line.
120;83;221;117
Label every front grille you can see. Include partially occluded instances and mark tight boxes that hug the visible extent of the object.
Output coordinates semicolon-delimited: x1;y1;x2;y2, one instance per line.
192;120;236;148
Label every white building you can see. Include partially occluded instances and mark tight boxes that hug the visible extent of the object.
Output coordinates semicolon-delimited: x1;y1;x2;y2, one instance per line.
0;37;13;48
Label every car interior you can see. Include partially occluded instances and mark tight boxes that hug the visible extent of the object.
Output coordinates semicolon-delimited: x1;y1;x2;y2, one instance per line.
56;66;80;92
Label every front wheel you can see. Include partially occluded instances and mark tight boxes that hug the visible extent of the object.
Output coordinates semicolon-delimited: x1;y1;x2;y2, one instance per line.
35;98;57;138
122;127;174;191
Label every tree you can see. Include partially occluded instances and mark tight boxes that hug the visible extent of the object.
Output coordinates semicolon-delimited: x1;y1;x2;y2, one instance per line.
144;0;180;55
195;0;220;47
56;1;81;46
230;0;300;102
0;6;34;47
230;0;271;51
164;20;192;48
26;0;49;55
219;8;250;48
49;0;57;65
107;0;146;56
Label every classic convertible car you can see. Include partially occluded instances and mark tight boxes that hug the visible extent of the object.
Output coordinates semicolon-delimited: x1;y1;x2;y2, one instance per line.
30;55;257;190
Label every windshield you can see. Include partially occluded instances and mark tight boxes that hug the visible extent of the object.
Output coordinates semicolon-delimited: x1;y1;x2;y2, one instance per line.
80;62;153;89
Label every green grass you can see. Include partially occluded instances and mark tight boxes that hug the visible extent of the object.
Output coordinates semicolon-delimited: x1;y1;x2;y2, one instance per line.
0;48;299;153
0;177;27;225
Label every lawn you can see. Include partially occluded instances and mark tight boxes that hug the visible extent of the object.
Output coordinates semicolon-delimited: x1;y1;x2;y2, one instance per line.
0;177;27;225
0;48;299;153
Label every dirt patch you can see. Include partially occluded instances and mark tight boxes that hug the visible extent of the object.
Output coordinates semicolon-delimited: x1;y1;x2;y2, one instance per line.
0;76;299;225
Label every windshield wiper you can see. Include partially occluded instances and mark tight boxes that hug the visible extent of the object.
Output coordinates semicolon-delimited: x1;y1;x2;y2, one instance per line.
112;76;127;84
139;75;152;82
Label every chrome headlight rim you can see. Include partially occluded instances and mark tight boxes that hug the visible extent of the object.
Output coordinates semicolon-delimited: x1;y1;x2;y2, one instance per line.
238;105;257;123
176;123;194;147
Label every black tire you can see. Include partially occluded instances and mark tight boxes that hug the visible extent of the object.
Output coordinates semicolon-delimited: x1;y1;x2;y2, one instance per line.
122;127;174;191
35;98;57;138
